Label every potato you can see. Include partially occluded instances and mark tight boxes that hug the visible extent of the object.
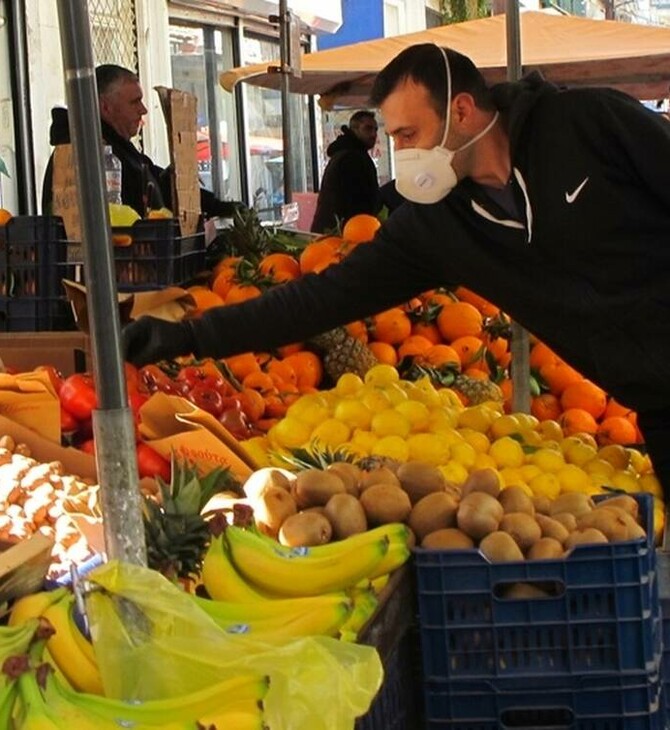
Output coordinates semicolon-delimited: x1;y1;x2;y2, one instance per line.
564;528;609;549
499;512;542;552
421;527;474;550
359;483;412;525
532;495;553;515
535;514;569;545
396;461;446;504
498;486;535;515
479;531;524;562
408;492;459;542
324;493;367;539
595;494;639;519
527;537;564;560
294;468;346;509
461;468;502;498
278;512;332;547
457;492;504;540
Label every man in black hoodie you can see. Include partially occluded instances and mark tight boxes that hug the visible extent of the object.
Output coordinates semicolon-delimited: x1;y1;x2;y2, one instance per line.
123;44;670;496
310;110;380;233
42;64;242;218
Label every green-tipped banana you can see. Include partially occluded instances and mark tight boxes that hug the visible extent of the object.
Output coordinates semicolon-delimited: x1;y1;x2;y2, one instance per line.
15;666;68;730
202;534;270;602
9;589;68;628
0;619;41;668
41;593;104;695
339;589;379;642
225;526;389;596
367;539;411;579
0;680;17;729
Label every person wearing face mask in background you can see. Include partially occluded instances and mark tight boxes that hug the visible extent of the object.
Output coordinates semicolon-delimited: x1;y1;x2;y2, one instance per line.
310;110;380;233
123;44;670;498
42;64;245;218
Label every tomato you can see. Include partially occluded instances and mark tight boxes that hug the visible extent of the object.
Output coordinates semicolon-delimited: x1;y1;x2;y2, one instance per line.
60;405;79;433
124;362;143;393
136;442;171;481
128;390;149;421
176;366;225;392
219;407;251;440
139;364;173;393
79;438;96;455
188;385;224;417
60;373;98;421
35;365;64;395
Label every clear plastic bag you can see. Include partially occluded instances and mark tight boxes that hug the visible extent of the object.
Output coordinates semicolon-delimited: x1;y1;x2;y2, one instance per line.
86;560;383;730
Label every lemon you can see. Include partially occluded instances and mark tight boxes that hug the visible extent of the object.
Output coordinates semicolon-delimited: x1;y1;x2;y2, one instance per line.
372;435;410;462
361;387;393;413
537;419;563;442
438;388;464;409
268;446;295;469
530;447;566;473
286;394;331;427
333;398;373;430
520;464;542;482
458;428;491;454
351;429;378;454
556;464;592;493
564;441;598;467
583;458;615;478
394;400;430;431
489;414;522;440
597;444;631;471
407;432;451;465
488;436;525;468
520;429;543;447
499;467;526;488
267;417;312;450
639;473;663;499
515;413;540;431
458;405;496;433
559;436;584;456
450;440;477;469
610;470;640;494
109;202;141;227
371;410;411;439
364;364;400;387
340;442;369;461
310;418;351;448
240;436;270;467
411;376;442;407
438;461;469;485
428;408;460;433
473;452;498;470
384;383;409;406
529;472;561;500
588;473;612;491
335;372;364;396
628;448;652;475
572;432;599;449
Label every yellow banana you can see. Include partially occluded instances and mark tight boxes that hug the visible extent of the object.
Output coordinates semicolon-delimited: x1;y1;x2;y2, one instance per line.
339;589;379;642
367;539;411;579
41;594;104;695
225;526;389;596
198;697;265;730
202;534;270;602
9;588;68;628
369;573;391;594
63;595;97;667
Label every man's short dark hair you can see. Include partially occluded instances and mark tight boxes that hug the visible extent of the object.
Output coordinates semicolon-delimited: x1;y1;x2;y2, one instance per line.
370;44;494;116
95;64;139;96
349;110;376;127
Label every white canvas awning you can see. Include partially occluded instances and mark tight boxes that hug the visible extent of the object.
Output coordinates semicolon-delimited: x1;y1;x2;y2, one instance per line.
221;11;670;107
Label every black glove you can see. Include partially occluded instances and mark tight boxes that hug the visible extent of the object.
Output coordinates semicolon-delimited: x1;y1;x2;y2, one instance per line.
122;316;197;367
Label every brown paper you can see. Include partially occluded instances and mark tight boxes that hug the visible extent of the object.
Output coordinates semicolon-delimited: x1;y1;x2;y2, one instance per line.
154;86;201;237
52;144;82;242
137;392;258;481
62;280;197;332
0;371;60;442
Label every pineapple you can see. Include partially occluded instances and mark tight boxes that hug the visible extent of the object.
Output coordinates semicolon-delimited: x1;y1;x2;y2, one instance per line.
142;455;242;580
452;374;503;405
308;327;378;383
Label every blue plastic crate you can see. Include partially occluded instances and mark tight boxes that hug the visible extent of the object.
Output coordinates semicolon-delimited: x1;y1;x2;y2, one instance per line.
423;670;664;729
414;493;658;681
656;550;670;724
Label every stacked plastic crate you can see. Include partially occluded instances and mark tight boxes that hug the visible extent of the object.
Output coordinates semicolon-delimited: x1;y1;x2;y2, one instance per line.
414;493;662;729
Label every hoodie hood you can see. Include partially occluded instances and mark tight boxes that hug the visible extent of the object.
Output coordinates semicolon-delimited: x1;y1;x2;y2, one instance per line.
49;107;71;146
326;126;368;157
490;72;559;154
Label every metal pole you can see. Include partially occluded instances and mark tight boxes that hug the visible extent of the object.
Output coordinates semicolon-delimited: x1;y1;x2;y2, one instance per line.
56;0;146;566
279;0;293;203
505;0;531;415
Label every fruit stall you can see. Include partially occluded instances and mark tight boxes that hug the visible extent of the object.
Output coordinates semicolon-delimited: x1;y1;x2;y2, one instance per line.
0;183;668;728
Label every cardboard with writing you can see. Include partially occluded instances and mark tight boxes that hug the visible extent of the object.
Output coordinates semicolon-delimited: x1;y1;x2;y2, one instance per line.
0;370;61;442
138;392;258;482
51;144;82;243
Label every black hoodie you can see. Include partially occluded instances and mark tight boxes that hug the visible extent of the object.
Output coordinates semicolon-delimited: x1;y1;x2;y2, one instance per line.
42;107;240;218
310;125;379;233
186;76;670;413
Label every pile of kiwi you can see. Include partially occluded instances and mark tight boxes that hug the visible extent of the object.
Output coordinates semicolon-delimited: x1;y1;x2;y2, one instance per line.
240;463;646;561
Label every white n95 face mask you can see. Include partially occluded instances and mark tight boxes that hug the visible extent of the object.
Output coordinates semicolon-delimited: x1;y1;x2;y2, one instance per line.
393;46;498;205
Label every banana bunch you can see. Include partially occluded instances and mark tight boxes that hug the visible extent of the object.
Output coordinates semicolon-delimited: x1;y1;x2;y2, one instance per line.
0;618;42;728
9;587;103;695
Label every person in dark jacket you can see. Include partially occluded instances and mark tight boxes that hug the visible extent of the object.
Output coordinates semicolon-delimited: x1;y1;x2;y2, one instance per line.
310;110;380;233
123;44;670;497
41;64;243;218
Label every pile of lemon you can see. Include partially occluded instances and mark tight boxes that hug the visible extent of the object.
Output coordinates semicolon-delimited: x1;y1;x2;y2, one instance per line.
241;364;663;533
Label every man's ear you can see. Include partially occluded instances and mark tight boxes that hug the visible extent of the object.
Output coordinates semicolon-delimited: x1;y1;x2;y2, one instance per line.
452;93;477;125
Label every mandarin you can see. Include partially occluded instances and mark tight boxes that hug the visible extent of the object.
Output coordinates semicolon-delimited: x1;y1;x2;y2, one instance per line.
225;283;262;305
539;360;583;396
450;335;485;368
558;407;598;436
420;343;461;369
436;301;483;341
371;308;412;345
531;393;563;422
282;350;324;390
410;320;441;344
454;286;499;317
368;341;398;366
186;286;225;314
560;380;607;419
341;213;381;244
397;334;434;360
299;237;343;274
596;416;638;446
258;252;300;283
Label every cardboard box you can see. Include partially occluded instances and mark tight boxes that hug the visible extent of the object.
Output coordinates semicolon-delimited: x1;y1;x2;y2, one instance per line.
0;331;90;376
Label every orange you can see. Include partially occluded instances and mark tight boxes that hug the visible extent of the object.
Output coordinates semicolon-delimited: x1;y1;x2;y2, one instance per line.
539;360;583;397
212;255;242;277
299;238;343;274
450;335;485;368
531;393;562;422
345;319;369;343
276;342;304;358
558;408;598;437
499;377;513;412
410;320;441;345
603;397;638;427
484;335;509;364
368;341;398;366
529;341;559;370
341;214;381;244
282;351;324;390
242;371;277;395
560;380;607;419
237;388;266;423
265;357;297;387
186;286;225;314
225;283;262;305
211;267;238;300
596;416;638;446
463;367;488;380
420;344;461;370
224;352;261;381
454;286;499;317
370;308;412;346
0;208;13;226
422;291;455;309
397;335;434;361
436;301;483;342
258;252;300;283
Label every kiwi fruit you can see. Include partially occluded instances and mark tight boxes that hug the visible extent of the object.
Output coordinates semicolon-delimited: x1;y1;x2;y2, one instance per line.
278;511;332;547
359;483;412;525
499;512;542;552
498;486;535;515
527;537;564;560
396;461;447;504
421;527;474;550
503;582;551;599
577;507;629;542
243;467;295;499
535;514;570;545
294;468;346;509
408;492;459;542
324;493;368;539
251;486;297;536
457;492;504;540
532;495;553;515
564;528;609;549
479;531;524;562
552;512;578;532
549;493;594;519
359;466;401;492
461;468;502;498
595;494;639;518
326;462;362;496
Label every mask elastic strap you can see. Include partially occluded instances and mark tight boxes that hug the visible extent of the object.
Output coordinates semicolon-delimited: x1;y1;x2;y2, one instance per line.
438;46;451;147
457;111;500;153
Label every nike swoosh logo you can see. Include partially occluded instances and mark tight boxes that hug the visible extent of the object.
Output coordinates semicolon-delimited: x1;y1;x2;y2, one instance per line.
565;177;589;204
